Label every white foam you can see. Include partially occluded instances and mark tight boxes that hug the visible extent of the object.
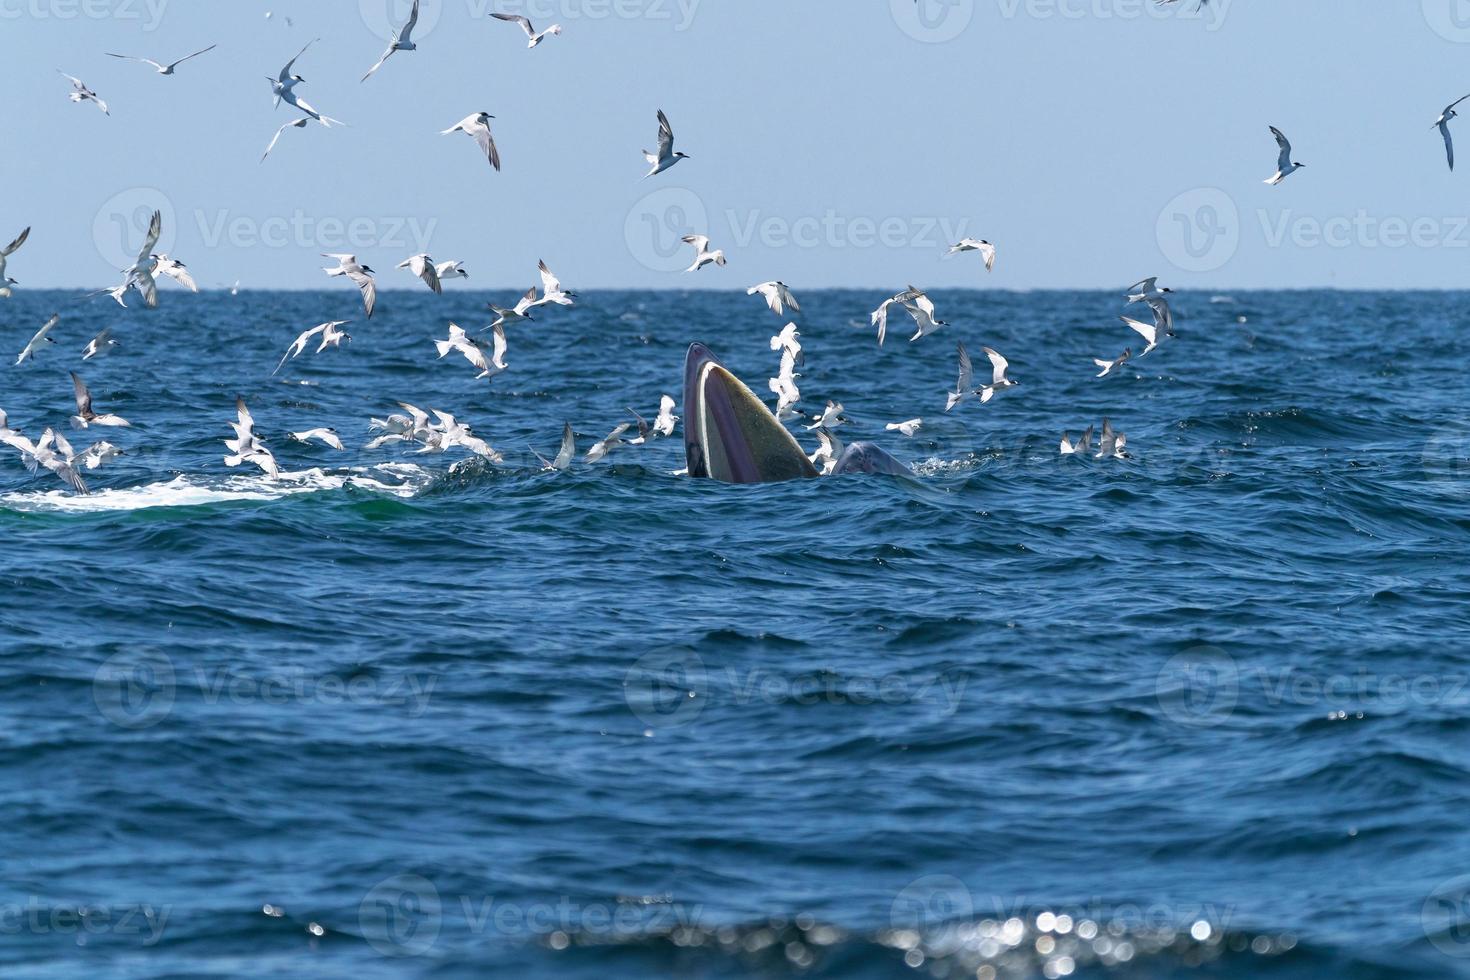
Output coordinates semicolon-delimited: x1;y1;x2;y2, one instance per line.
0;464;433;514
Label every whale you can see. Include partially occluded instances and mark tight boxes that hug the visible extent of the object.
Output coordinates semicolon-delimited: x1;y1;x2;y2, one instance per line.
683;342;910;484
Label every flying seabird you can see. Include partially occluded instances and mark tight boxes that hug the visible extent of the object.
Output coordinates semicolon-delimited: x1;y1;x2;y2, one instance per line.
1060;426;1094;456
398;253;443;294
58;71;108;114
70;373;131;428
886;418;923;437
532;422;576;471
948;238;996;271
536;260;575;306
16;313;59;365
0;226;30;297
488;288;537;328
1435;95;1470;170
1265;126;1305;185
1093;349;1132;378
274;320;351;374
290;428;345;450
945;342;974;412
491;12;562;47
682;235;726;272
322;254;376;317
83;327;118;361
106;44;216;75
643;109;690;178
1126;276;1172;304
1123;312;1173;357
442;112;500;171
748;281;800;317
586;423;630;463
262;117;312;162
362;0;421;81
977;347;1018;403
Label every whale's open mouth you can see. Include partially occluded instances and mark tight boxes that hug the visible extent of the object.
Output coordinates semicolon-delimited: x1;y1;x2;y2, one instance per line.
683;343;818;484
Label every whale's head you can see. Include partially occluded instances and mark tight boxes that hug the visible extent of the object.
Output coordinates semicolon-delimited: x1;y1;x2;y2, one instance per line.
683;343;818;484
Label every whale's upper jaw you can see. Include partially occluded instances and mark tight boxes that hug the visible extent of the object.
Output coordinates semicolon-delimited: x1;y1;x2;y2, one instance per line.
683;343;819;484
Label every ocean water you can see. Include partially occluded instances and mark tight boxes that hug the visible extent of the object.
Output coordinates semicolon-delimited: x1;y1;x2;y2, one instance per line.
3;287;1470;978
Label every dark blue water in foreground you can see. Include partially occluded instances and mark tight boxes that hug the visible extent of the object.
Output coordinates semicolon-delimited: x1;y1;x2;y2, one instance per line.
3;288;1470;978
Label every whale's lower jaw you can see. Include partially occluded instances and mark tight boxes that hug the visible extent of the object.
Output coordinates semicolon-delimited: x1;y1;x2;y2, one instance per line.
684;343;819;484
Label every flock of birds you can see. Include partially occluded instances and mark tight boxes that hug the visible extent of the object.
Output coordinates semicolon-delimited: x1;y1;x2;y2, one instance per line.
8;9;1468;494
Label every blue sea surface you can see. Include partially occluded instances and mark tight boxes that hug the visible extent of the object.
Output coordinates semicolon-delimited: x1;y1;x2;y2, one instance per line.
3;288;1470;978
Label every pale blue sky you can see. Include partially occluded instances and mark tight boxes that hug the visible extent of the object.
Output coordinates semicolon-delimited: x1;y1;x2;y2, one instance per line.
6;0;1470;289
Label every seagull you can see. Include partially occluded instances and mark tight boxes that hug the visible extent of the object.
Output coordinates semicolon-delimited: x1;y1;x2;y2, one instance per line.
977;347;1018;403
682;235;726;272
886;418;923;437
274;320;352;374
362;0;421;81
442;112;500;171
30;429;88;493
948;238;996;271
1265;125;1305;185
1093;349;1132;378
903;288;947;342
748;281;800;317
398;253;443;294
122;210;164;310
652;395;679;437
585;423;630;463
535;260;576;306
1143;294;1174;336
945;342;974;412
769;322;802;365
488;288;537;329
224;397;279;479
769;360;802;422
0;226;30;297
268;39;343;125
532;423;576;471
1126;277;1173;304
435;260;469;281
433;411;502;461
290;428;345;450
70;373;131;428
491;12;563;48
1096;418;1129;460
261;117;312;162
806;400;848;431
871;286;923;346
106;44;216;75
643;109;690;178
16;313;59;365
627;407;655;445
153;254;198;292
434;322;490;375
322;254;377;318
1435;95;1470;171
1060;426;1094;456
809;427;844;476
77;440;124;471
58;71;108;114
83;327;118;361
477;324;509;381
1123;313;1173;357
